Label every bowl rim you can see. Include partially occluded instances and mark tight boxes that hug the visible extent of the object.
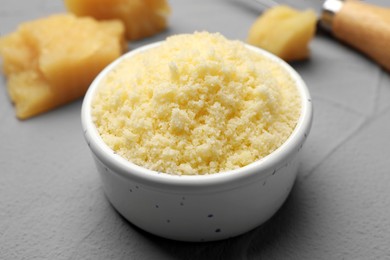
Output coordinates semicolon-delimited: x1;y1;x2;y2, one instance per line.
81;41;313;191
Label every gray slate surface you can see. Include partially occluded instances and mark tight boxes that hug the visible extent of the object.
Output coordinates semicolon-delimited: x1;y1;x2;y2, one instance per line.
1;0;390;259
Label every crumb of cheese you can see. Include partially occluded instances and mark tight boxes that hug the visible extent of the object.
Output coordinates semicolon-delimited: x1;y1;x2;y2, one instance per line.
92;32;301;175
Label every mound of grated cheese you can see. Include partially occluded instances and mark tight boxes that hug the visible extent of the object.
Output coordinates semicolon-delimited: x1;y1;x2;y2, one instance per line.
92;32;301;175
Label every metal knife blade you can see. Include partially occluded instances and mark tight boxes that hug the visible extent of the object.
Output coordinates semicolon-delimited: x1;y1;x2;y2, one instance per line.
255;0;325;12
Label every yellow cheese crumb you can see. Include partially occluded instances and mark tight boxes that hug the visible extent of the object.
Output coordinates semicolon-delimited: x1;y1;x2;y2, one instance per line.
92;32;301;175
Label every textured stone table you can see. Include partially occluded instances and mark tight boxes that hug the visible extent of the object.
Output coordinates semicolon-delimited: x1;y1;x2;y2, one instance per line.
1;0;390;259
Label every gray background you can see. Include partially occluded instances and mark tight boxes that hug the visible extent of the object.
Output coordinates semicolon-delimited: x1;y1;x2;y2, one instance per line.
1;0;390;259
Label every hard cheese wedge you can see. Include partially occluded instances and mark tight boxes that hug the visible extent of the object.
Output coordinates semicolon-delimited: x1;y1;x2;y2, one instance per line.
247;5;317;61
65;0;171;40
0;14;126;119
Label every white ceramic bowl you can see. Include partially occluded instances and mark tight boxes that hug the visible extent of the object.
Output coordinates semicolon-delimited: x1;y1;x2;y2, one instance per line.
81;42;313;242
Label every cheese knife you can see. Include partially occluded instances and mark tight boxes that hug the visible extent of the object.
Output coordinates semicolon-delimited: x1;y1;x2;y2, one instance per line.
256;0;390;71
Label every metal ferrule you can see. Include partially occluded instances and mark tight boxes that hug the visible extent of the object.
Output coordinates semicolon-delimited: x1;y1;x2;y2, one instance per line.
320;0;345;32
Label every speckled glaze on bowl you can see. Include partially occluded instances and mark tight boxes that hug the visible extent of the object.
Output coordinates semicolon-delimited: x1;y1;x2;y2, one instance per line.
81;42;313;242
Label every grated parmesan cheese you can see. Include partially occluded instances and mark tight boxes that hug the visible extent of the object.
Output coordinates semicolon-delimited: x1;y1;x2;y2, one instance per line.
92;32;301;175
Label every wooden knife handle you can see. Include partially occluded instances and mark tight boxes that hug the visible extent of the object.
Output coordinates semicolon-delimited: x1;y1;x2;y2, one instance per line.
323;0;390;71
